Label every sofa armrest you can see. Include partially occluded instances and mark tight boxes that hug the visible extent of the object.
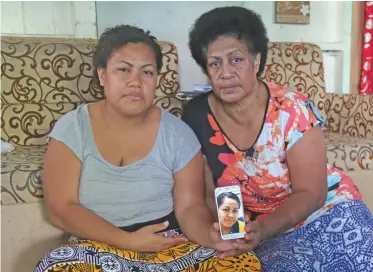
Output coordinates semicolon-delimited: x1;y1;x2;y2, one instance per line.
324;93;373;139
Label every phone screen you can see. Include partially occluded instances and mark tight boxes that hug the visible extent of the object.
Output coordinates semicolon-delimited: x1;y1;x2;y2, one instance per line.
215;185;246;240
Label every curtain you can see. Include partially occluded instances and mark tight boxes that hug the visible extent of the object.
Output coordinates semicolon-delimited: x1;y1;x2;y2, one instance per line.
360;1;373;94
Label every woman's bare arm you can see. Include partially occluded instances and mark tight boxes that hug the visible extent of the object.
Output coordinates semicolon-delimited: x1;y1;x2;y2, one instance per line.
203;157;218;221
173;152;217;247
43;139;131;248
258;127;328;240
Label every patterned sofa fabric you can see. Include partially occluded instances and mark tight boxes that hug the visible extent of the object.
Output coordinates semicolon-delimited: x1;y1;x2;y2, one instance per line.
1;146;46;205
1;37;101;105
325;93;373;140
261;42;327;121
1;103;80;146
325;132;373;172
1;37;182;146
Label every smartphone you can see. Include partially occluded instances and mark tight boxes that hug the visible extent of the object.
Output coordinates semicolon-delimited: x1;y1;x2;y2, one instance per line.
215;185;246;240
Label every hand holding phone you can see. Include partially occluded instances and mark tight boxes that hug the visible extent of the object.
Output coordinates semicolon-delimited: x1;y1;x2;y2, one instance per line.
214;213;263;259
215;185;246;240
207;222;238;253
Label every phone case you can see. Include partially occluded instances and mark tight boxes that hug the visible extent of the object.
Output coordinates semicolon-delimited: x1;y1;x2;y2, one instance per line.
215;185;246;240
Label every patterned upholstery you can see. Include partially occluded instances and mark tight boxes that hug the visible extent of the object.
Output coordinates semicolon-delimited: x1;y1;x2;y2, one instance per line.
261;42;327;121
1;39;372;205
325;132;373;172
325;93;373;140
1;146;46;204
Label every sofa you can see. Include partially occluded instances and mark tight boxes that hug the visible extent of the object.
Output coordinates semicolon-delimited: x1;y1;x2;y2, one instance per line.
1;37;372;272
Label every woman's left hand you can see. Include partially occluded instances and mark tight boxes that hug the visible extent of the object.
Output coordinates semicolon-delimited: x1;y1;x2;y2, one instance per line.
216;214;263;258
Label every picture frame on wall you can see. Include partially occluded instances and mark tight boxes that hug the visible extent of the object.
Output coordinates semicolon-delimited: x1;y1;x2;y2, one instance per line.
275;1;310;24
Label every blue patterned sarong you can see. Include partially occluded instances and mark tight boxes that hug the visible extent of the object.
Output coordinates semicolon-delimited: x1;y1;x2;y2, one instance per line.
255;200;373;271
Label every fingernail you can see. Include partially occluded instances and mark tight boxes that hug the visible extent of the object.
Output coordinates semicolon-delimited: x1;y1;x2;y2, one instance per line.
163;221;169;226
233;243;238;248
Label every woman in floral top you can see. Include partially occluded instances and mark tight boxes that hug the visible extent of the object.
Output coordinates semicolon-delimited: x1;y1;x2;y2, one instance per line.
183;6;373;271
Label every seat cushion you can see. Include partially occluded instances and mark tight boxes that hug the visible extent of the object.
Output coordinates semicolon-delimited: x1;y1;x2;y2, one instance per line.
325;132;373;172
1;145;47;205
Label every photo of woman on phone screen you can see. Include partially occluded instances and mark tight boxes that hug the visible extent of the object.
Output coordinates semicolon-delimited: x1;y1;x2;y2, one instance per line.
217;192;245;235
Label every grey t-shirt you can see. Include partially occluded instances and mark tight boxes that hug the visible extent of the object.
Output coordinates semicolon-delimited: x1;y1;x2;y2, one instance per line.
47;104;201;227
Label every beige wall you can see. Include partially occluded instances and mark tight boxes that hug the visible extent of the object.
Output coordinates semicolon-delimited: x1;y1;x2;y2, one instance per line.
96;1;353;93
1;1;97;38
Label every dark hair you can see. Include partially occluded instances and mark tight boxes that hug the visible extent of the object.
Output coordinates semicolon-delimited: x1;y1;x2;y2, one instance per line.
93;25;163;88
189;6;268;77
217;192;241;208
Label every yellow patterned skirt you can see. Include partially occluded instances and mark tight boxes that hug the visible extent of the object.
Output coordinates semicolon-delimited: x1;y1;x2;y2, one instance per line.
35;238;261;272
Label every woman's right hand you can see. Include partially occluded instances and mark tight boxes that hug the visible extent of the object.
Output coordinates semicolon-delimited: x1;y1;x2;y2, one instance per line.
127;221;188;252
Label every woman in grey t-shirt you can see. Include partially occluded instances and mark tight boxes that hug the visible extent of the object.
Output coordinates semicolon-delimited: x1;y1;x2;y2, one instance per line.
35;25;260;272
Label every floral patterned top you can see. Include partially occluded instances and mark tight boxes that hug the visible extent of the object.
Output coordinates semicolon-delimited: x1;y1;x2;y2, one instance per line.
182;82;362;231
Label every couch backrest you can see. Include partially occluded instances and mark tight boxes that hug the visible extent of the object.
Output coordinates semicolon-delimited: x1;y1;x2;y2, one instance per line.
2;38;328;147
260;42;327;121
1;36;183;146
261;42;326;95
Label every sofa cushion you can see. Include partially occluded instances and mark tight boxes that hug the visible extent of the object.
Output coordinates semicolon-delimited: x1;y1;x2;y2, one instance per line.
1;37;101;104
1;145;46;205
1;103;80;146
325;93;373;140
325;132;373;172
